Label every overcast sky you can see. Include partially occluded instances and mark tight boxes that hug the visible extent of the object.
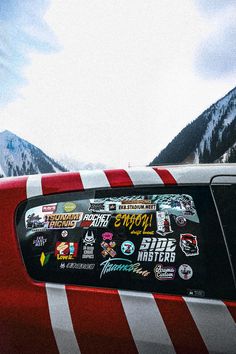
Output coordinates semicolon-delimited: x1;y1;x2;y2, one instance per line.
1;0;236;168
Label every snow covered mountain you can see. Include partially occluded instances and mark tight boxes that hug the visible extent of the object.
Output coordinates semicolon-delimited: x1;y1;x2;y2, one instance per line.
150;87;236;165
0;130;67;177
55;154;107;171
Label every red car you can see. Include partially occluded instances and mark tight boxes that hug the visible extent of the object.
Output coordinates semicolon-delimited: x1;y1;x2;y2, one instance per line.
1;165;235;353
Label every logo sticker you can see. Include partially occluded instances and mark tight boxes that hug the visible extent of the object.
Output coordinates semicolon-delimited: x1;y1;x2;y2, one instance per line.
100;258;150;278
102;232;113;241
55;242;78;260
84;230;96;245
26;213;45;229
118;200;156;211
82;231;96;259
101;241;116;258
121;241;135;256
33;236;47;247
175;215;187;227
42;204;57;213
154;264;176;281
64;202;77;212
114;213;154;235
40;252;50;266
108;203;117;211
80;214;111;228
180;199;195;216
89;202;105;212
178;264;193;280
61;230;68;238
188;289;205;298
45;213;83;229
156;212;173;236
180;234;199;256
137;237;176;262
59;262;95;270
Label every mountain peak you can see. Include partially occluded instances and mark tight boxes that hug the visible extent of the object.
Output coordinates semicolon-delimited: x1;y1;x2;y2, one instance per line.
0;129;15;137
0;131;67;177
150;86;236;165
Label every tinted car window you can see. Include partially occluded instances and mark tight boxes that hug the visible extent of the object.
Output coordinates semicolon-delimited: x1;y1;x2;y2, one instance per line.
16;186;235;299
211;184;236;277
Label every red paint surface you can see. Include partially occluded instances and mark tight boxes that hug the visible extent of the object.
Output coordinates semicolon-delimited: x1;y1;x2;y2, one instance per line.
42;172;84;195
104;169;133;187
1;172;235;354
224;301;236;322
152;167;177;185
154;294;208;354
0;177;58;354
66;285;138;354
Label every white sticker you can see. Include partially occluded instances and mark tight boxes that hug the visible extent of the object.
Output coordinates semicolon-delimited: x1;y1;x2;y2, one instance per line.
178;264;193;280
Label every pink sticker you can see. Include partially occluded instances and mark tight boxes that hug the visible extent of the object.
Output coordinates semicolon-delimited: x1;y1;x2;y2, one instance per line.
102;232;113;241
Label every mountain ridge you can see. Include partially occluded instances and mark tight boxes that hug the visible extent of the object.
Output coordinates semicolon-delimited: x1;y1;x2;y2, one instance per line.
0;130;67;177
150;86;236;165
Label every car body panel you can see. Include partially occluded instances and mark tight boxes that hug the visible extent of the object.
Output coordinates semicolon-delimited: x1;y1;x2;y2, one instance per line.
0;165;235;354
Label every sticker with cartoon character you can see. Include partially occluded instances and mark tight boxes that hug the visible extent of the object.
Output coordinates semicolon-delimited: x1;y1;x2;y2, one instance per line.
82;230;96;259
55;242;78;260
180;234;199;256
178;264;193;280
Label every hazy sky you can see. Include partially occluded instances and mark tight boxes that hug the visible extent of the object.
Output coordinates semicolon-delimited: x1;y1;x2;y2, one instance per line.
1;0;236;167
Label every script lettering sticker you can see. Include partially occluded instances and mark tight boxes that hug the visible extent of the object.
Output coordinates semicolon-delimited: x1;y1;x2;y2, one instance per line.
137;237;176;262
100;258;150;279
114;213;154;235
154;264;176;281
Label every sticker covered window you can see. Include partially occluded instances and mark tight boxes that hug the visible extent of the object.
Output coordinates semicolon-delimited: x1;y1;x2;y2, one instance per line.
16;186;234;299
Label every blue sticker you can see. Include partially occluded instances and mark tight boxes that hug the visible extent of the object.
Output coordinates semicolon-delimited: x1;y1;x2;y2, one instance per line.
121;240;135;256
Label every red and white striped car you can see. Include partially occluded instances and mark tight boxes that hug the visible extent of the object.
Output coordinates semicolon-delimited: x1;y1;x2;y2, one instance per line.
1;164;236;354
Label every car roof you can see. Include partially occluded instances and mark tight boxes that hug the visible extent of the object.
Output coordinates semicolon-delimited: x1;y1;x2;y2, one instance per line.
1;164;236;198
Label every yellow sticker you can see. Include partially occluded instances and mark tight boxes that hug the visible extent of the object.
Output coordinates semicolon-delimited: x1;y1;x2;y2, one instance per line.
64;202;77;213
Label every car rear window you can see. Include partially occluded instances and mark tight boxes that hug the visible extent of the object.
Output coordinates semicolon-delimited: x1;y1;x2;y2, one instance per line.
211;184;236;278
15;186;235;299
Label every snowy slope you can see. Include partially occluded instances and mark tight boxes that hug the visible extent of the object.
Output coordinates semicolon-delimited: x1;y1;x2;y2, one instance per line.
150;87;236;165
55;154;107;171
0;130;67;177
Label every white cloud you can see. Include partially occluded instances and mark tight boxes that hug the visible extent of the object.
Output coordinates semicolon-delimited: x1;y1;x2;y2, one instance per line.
2;0;236;167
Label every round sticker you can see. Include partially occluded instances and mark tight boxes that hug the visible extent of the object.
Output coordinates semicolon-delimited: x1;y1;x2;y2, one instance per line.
64;202;76;212
175;216;187;227
61;230;68;238
121;241;135;256
178;264;193;280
